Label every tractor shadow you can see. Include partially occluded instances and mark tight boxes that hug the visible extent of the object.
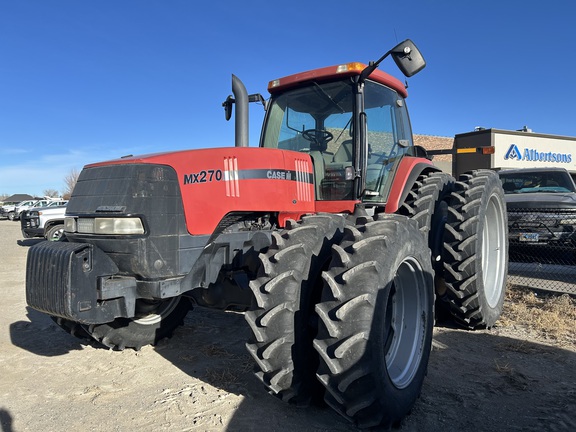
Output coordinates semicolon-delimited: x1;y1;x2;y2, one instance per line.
158;307;576;432
11;304;576;431
153;306;356;431
9;307;90;356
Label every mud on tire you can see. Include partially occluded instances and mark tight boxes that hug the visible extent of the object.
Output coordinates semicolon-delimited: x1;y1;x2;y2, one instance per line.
313;214;434;429
245;214;345;405
442;170;508;329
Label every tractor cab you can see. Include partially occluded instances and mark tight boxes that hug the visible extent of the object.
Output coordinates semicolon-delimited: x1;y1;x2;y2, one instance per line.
259;40;426;204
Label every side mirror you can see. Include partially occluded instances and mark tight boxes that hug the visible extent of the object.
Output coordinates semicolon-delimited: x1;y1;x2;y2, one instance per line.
222;95;234;121
391;39;426;77
359;39;426;83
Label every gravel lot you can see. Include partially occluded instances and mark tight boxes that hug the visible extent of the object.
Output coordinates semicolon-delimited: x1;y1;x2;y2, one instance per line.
1;219;575;431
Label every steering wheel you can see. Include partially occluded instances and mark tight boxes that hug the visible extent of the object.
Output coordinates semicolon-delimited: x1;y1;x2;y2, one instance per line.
302;129;334;146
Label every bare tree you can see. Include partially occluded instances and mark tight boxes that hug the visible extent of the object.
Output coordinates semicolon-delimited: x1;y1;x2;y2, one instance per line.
62;168;80;199
43;188;60;198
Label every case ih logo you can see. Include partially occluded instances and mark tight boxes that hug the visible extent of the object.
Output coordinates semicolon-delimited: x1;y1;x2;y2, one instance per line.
504;143;572;164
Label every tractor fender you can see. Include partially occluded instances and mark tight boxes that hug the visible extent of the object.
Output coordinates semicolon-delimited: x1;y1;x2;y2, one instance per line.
384;157;440;213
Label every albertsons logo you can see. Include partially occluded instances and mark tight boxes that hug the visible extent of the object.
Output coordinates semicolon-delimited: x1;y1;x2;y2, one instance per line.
504;143;572;164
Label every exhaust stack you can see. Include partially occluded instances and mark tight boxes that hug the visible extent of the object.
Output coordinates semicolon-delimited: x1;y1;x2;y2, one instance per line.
232;74;249;147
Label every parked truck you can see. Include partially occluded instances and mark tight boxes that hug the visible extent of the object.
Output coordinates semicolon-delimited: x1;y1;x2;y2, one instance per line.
10;198;66;221
25;40;509;429
21;204;67;241
0;201;18;220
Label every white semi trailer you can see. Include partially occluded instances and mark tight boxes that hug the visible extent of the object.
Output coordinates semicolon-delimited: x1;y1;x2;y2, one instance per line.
449;128;576;178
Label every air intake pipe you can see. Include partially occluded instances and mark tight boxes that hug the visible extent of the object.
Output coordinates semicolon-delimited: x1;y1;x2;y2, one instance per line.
232;74;249;147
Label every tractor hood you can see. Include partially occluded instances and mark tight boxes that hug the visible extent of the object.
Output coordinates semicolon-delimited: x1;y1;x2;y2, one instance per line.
81;147;316;235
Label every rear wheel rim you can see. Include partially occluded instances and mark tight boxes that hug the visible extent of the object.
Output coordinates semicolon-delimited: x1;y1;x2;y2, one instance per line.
384;257;429;389
482;193;507;308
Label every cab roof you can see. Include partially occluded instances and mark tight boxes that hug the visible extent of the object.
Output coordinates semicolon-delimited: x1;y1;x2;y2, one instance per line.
268;62;408;98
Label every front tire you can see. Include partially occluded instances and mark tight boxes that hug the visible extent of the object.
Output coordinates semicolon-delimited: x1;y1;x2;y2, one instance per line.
83;296;191;350
442;170;508;328
314;215;434;429
51;316;92;341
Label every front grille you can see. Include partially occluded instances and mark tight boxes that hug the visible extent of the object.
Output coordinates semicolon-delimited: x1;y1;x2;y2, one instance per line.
20;213;38;230
508;208;576;243
65;164;188;278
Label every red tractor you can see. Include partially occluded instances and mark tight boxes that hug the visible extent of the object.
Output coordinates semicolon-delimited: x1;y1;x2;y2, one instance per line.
26;40;508;428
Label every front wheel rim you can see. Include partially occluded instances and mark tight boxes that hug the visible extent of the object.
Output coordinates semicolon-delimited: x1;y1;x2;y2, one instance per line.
133;297;181;326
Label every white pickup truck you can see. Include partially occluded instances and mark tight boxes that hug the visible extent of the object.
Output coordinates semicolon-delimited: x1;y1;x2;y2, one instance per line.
7;198;67;221
20;205;67;241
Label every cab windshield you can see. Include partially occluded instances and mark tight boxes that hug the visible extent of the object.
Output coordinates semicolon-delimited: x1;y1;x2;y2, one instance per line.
262;80;355;200
261;79;413;202
262;80;354;153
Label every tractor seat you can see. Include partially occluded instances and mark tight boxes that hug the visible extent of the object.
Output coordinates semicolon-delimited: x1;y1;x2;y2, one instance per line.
332;140;353;164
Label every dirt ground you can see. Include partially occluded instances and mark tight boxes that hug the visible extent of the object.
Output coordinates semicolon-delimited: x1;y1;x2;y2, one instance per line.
1;218;575;432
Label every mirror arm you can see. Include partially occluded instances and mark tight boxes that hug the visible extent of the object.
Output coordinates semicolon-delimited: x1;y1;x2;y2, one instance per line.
359;49;392;83
222;93;267;122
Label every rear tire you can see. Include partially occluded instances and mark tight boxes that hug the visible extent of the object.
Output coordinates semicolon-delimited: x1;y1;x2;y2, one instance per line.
83;296;191;350
442;170;508;328
314;215;434;429
245;214;345;405
397;171;454;304
398;171;454;260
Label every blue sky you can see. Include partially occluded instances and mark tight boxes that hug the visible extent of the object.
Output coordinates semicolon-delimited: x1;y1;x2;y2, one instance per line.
1;1;575;196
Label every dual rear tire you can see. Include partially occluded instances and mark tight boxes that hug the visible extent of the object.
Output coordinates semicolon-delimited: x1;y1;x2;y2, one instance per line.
244;170;508;428
245;213;434;428
398;169;509;329
314;215;434;429
442;170;508;328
